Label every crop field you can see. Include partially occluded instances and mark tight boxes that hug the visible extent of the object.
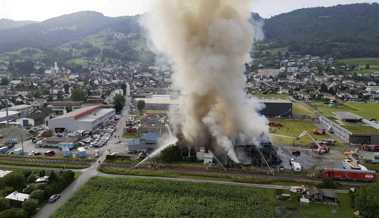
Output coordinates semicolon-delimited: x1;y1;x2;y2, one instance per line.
53;177;276;218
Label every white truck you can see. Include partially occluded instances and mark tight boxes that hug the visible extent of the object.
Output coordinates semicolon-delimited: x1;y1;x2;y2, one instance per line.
290;158;303;172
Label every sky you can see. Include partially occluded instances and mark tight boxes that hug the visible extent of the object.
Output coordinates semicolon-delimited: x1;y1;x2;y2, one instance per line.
0;0;378;21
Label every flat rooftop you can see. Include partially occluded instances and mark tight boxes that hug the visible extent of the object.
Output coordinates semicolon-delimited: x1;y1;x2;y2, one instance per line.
136;95;179;105
59;105;102;120
0;111;20;119
77;108;115;122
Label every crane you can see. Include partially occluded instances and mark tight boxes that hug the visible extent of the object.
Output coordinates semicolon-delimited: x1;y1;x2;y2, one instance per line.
294;131;329;155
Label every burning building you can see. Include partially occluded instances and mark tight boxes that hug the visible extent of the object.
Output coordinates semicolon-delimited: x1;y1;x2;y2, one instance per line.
141;0;280;166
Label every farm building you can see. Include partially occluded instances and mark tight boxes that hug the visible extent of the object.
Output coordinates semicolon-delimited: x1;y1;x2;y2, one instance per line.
48;105;115;133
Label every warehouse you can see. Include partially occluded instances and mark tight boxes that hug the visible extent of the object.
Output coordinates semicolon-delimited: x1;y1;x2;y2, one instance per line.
135;95;178;110
48;105;115;133
260;99;293;117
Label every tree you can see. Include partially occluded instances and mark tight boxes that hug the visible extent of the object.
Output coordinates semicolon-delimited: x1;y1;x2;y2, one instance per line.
3;172;26;190
0;77;9;86
355;183;379;218
121;83;127;96
0;198;10;211
113;94;125;114
71;88;87;102
159;145;182;163
22;199;38;216
137;100;146;114
30;190;46;203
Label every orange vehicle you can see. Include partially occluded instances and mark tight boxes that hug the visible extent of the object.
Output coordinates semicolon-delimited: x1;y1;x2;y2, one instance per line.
313;128;326;135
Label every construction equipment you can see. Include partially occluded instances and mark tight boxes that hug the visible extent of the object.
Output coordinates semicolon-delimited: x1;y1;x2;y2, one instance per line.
313;128;326;135
295;131;329;155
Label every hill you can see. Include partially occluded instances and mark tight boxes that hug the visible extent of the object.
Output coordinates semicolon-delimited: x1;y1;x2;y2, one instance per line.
263;3;379;58
0;19;36;30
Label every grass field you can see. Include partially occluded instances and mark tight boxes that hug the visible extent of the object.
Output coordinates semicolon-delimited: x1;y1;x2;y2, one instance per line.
270;119;331;145
310;101;379;120
53;177;276;218
293;102;317;118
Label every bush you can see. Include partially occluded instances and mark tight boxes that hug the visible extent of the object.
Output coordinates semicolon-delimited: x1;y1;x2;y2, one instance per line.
30;189;46;203
22;199;39;216
0;208;27;218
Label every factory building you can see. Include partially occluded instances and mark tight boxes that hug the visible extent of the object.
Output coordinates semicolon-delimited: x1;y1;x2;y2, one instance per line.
48;105;115;133
135;95;178;111
260;99;293;117
319;112;379;145
135;95;293;118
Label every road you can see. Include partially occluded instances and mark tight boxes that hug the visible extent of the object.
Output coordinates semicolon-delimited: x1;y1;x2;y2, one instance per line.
34;96;130;218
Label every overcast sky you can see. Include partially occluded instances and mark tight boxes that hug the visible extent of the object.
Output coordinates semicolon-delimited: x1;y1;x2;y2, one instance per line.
0;0;378;21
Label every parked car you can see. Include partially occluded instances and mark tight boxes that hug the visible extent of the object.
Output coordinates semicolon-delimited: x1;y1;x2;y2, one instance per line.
48;194;61;203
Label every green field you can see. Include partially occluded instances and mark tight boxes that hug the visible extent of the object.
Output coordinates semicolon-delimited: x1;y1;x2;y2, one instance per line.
310;101;379;120
270;119;332;145
54;177;354;218
338;58;379;75
293;102;317;118
53;177;276;218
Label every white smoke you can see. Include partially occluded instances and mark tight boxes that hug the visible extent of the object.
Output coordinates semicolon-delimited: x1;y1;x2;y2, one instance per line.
143;0;269;163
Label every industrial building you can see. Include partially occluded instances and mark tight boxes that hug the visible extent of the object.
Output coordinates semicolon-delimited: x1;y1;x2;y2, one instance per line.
135;95;178;110
135;95;293;117
319;112;379;145
48;105;115;132
260;99;293;117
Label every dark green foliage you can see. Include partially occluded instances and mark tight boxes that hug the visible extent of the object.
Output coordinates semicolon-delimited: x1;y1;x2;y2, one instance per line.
3;172;26;190
0;77;9;86
30;190;46;203
71;88;88;102
355;183;379;218
264;3;379;58
137;100;145;113
53;177;276;218
113;94;125;114
0;198;11;212
22;199;38;216
159;145;183;163
0;208;27;218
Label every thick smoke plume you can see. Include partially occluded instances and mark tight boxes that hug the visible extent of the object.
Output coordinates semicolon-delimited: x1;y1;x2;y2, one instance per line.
144;0;269;163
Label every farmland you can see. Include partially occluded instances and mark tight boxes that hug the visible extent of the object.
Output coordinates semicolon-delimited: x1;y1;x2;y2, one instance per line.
53;177;355;218
53;177;276;218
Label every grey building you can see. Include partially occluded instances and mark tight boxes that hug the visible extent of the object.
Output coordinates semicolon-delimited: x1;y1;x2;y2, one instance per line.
260;99;293;117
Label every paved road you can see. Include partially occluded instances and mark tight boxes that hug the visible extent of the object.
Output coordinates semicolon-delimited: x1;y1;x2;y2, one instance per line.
34;96;130;218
